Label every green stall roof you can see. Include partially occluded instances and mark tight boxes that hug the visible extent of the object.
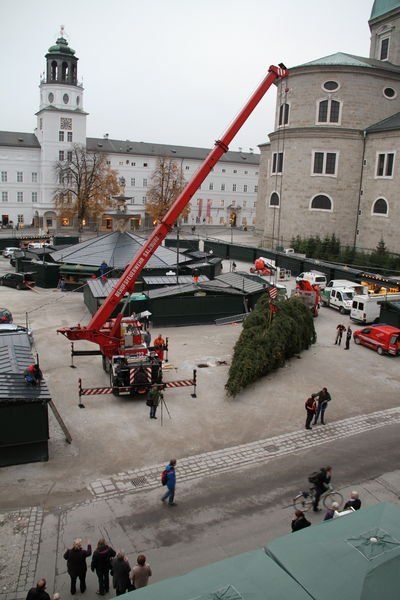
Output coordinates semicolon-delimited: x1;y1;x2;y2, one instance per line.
122;550;312;600
266;502;400;600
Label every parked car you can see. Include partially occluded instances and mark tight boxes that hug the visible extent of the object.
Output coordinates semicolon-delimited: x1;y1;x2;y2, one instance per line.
353;324;400;356
2;247;20;258
0;308;13;323
0;323;33;344
0;272;35;290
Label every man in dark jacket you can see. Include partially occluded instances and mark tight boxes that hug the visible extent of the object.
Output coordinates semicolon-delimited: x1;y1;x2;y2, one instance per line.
312;466;332;512
63;539;92;594
291;510;311;532
344;490;361;511
313;387;331;425
161;459;177;506
344;326;352;350
25;579;50;600
111;551;132;596
335;323;346;345
148;384;162;419
91;538;116;596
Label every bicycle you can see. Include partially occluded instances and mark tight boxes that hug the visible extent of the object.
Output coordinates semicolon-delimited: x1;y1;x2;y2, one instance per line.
293;485;344;512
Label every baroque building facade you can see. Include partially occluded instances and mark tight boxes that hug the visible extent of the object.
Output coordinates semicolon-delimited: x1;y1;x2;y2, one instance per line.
0;33;259;232
255;0;400;254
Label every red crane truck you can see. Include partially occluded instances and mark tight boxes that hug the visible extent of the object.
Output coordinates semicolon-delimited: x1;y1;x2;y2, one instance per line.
58;64;289;399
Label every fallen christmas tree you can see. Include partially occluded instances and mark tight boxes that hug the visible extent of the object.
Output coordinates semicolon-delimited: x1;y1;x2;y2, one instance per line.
225;294;316;397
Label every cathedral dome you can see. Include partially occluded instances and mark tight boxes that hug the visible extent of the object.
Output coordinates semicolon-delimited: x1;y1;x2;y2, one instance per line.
47;36;75;56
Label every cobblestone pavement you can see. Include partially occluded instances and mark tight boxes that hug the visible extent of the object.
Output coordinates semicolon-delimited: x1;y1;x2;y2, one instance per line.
0;506;43;600
88;405;400;500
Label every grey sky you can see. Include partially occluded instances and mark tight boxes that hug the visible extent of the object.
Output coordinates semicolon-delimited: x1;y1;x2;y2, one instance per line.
2;0;372;152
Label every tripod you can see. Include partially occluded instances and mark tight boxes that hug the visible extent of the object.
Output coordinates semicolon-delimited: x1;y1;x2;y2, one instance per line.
159;393;172;427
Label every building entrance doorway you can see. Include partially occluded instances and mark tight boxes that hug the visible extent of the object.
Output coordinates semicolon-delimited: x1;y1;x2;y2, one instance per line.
2;215;9;226
229;211;237;226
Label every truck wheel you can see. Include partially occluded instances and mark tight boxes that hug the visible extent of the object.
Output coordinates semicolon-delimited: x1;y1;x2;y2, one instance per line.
377;346;384;355
339;307;345;314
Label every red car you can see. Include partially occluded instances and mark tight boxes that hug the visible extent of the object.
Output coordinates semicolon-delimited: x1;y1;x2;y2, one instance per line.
353;325;400;356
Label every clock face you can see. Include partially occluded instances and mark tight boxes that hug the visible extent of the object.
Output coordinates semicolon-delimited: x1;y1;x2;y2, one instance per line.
48;92;54;103
60;117;72;130
63;93;69;104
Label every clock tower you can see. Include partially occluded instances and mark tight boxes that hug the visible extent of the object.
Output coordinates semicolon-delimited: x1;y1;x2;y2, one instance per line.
35;28;88;226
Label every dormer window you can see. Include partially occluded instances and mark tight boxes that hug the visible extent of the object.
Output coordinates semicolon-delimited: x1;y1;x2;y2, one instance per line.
380;37;390;61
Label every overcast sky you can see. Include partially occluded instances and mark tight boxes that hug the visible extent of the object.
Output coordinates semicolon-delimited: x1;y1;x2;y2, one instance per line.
2;0;372;152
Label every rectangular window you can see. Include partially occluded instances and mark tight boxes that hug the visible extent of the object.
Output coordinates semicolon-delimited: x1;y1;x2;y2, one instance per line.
244;185;248;192
209;183;214;190
142;196;146;204
131;178;135;186
318;100;328;123
318;99;340;124
220;199;224;207
233;184;237;192
59;151;65;161
67;151;73;162
233;169;237;173
312;151;337;176
67;131;73;142
376;152;395;177
143;178;147;187
143;162;148;167
32;172;38;183
17;214;24;224
185;165;190;170
59;131;64;142
279;103;290;126
222;169;226;173
32;192;38;203
243;200;247;207
1;191;8;202
221;183;225;191
380;37;389;60
17;192;23;202
272;152;284;174
17;171;23;183
130;197;135;205
330;100;340;123
1;171;7;182
254;185;258;192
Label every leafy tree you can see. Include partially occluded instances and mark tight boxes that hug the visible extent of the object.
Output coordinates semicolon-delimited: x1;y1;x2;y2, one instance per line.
145;157;187;223
54;145;119;230
225;294;316;397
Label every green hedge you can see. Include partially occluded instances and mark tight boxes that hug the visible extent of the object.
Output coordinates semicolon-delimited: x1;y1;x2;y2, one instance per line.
225;294;316;397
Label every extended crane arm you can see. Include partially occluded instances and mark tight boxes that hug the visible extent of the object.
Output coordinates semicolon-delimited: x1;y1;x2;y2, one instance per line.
59;64;288;346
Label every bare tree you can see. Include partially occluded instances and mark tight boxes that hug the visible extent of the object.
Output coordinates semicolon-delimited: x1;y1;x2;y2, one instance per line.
146;157;187;223
54;145;119;229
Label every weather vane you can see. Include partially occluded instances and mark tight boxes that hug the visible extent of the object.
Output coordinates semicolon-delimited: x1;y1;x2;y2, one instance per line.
60;24;65;37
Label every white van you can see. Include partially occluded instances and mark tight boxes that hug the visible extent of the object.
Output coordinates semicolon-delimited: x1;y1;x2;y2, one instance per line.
325;280;367;295
296;271;327;289
351;293;400;324
321;287;355;314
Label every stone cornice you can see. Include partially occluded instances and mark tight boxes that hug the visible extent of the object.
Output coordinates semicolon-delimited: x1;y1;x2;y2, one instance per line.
288;65;400;81
269;127;363;141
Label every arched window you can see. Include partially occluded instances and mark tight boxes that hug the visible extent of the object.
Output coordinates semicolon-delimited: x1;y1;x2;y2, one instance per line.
372;197;388;216
278;103;289;126
269;192;280;207
310;194;332;211
61;62;69;81
317;99;341;124
51;61;57;80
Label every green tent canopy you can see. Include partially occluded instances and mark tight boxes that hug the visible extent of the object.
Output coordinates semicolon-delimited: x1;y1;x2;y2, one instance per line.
122;550;312;599
265;502;400;600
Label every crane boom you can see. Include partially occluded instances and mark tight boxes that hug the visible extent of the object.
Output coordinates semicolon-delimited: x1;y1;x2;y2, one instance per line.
58;64;288;349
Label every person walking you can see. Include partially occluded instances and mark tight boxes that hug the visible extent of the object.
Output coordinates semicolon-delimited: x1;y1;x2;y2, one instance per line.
344;326;352;350
148;384;161;419
324;501;339;520
130;554;152;590
26;579;51;600
313;387;331;425
161;458;177;506
335;324;346;345
91;538;116;596
305;395;317;430
344;490;361;511
311;466;332;512
291;510;311;532
63;539;92;595
111;550;131;596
